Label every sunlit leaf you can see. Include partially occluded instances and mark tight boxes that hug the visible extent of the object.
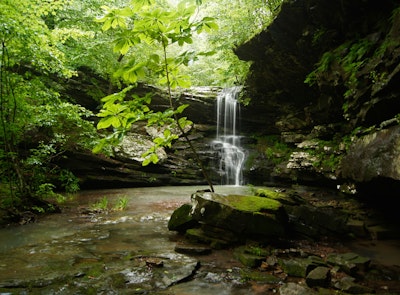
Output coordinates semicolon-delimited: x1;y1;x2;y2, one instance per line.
176;104;188;114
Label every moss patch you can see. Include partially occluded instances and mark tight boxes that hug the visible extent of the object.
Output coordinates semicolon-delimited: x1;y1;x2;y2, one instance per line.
216;194;282;213
255;188;286;200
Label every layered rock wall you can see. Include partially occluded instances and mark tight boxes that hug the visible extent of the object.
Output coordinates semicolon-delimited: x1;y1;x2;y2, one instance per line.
234;0;400;194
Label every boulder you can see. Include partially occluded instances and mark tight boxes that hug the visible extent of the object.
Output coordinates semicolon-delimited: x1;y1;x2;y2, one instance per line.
167;203;198;233
278;256;324;278
190;191;289;240
326;252;371;276
306;266;331;288
341;125;400;183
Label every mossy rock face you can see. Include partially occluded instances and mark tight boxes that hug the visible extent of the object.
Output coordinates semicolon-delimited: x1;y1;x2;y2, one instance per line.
240;269;281;283
233;246;270;268
220;194;283;212
168;203;198;232
190;192;288;239
255;188;306;206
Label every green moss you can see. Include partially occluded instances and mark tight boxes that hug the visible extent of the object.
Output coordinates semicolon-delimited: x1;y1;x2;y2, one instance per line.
255;188;285;200
223;194;282;212
240;269;281;283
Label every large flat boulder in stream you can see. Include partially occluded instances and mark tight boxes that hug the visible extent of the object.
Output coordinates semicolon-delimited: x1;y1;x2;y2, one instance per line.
190;191;289;239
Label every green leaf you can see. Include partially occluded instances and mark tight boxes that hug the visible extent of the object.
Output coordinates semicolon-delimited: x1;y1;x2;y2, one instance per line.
176;104;189;114
92;141;105;154
97;116;119;129
164;129;171;137
102;19;112;31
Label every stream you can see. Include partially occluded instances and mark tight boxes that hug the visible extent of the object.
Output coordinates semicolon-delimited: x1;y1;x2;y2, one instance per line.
1;185;399;294
0;185;257;295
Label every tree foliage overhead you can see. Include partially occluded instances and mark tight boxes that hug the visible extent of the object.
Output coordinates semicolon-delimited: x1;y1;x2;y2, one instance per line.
0;0;98;213
0;0;282;216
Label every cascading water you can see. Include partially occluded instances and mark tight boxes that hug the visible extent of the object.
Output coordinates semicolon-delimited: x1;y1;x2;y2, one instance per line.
212;86;245;186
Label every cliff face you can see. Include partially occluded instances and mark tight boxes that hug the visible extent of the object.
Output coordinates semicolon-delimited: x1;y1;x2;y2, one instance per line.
237;0;398;133
234;0;400;196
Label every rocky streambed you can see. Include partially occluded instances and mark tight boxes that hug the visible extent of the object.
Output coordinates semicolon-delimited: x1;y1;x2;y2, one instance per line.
0;185;399;294
168;186;400;294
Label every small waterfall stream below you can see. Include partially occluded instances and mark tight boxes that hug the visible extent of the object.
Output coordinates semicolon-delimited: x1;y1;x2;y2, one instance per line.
212;86;246;186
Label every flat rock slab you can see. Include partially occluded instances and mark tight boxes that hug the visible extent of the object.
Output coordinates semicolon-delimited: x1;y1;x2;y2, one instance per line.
174;242;212;255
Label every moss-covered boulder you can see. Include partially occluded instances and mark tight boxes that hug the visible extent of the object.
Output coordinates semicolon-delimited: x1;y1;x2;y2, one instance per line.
167;203;198;232
190;191;289;239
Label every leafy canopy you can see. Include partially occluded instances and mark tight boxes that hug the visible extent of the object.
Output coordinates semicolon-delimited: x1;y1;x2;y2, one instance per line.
93;0;218;168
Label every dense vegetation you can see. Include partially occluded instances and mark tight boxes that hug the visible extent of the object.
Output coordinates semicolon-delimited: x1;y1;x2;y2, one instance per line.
0;0;282;219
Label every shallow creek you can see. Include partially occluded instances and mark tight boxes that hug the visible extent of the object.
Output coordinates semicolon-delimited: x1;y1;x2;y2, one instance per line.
0;185;399;294
0;185;259;294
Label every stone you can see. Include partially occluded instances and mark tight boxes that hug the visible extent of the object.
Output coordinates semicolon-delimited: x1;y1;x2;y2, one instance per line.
255;188;306;206
174;242;212;255
233;246;266;268
346;219;368;238
190;191;289;239
279;282;316;295
235;252;265;268
334;276;374;294
278;257;317;278
327;252;371;276
306;266;331;288
341;126;400;182
240;269;281;284
185;228;230;249
167;203;198;232
288;204;349;237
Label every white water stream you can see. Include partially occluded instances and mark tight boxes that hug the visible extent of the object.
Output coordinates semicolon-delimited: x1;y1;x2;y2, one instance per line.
212;87;246;186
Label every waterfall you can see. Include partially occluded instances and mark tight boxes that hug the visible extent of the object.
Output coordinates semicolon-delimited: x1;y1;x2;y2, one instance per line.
212;86;245;186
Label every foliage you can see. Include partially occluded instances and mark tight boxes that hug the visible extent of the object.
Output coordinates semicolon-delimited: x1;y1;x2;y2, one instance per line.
305;6;400;120
262;136;292;165
0;0;284;213
0;0;100;214
92;0;219;190
182;0;283;86
91;196;109;211
89;196;129;212
114;196;129;211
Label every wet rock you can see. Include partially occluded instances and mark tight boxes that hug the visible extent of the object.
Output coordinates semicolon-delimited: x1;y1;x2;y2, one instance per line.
190;191;288;239
334;276;374;294
169;187;365;246
341;125;400;183
174;242;212;255
241;269;281;284
185;228;231;249
278;256;325;278
119;254;200;291
233;245;272;268
167;203;198;232
234;250;265;268
279;282;316;295
288;204;349;238
306;266;331;288
327;252;371;276
255;188;306;206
